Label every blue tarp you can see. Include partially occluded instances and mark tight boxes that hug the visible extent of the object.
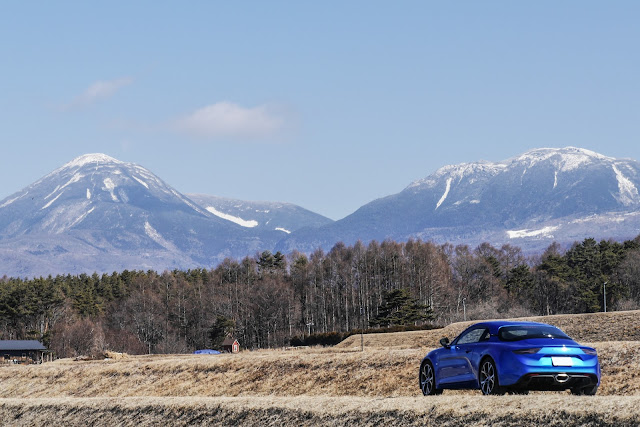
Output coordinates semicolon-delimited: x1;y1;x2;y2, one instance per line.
193;349;221;355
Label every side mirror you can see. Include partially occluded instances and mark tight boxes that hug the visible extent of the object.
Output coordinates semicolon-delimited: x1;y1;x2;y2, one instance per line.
439;337;450;348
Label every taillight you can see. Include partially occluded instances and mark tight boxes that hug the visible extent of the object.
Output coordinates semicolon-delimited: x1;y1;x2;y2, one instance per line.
582;348;597;356
513;348;541;354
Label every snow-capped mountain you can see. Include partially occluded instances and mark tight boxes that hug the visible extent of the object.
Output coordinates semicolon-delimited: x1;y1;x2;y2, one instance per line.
186;194;332;235
0;154;271;277
277;147;640;253
3;147;640;277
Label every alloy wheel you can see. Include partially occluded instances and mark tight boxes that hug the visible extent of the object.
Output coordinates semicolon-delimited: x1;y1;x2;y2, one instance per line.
420;362;435;395
480;360;496;395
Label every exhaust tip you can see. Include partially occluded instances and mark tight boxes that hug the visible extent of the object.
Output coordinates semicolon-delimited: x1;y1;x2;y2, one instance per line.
555;373;570;383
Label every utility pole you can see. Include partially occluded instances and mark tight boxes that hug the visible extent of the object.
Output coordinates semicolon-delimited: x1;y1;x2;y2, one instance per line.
603;282;607;313
360;306;364;352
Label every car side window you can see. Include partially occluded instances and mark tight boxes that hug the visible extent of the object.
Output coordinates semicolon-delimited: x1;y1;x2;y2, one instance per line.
456;327;489;345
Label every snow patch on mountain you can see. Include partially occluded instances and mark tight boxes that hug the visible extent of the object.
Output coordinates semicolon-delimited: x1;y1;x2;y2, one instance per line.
41;192;63;210
144;221;178;251
69;207;95;229
1;193;27;208
86;189;91;200
45;185;61;200
436;178;452;210
132;175;149;189
41;201;92;234
205;206;258;228
103;178;118;202
134;166;163;187
61;174;84;193
612;164;639;206
45;173;83;201
506;226;559;239
275;227;291;234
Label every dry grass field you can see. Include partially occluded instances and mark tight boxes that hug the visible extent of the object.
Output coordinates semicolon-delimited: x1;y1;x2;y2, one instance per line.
337;309;640;349
2;395;640;426
0;310;639;425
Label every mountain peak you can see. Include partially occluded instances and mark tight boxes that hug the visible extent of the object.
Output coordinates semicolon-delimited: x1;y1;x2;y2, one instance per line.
509;147;613;171
62;153;122;170
518;146;607;157
410;147;616;191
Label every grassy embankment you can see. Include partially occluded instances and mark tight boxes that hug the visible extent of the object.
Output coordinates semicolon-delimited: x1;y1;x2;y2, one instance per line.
0;310;638;426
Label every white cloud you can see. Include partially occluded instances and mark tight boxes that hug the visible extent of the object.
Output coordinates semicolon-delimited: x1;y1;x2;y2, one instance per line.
63;77;133;109
173;102;285;139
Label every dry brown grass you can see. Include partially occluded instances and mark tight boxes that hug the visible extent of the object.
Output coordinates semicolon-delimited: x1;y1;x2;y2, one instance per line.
337;310;640;349
1;310;639;425
0;348;422;398
0;340;638;399
1;395;639;426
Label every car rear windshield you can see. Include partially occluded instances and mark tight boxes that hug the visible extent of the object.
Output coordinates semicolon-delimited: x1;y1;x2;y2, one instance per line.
498;325;571;342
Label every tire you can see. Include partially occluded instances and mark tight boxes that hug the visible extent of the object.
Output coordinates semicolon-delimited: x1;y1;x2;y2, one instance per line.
420;361;442;396
571;385;598;396
479;358;505;395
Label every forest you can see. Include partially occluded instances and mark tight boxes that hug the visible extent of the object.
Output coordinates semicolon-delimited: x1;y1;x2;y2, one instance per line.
1;236;640;358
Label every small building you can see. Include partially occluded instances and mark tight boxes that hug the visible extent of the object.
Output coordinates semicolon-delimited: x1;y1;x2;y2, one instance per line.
222;338;240;353
0;340;50;364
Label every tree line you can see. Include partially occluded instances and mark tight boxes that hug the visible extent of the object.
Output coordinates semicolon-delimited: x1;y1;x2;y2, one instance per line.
1;236;639;357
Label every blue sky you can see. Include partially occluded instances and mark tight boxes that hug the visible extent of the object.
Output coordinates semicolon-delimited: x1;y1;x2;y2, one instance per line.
2;1;639;220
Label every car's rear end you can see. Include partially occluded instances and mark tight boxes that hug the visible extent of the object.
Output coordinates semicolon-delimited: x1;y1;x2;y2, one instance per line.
495;324;600;394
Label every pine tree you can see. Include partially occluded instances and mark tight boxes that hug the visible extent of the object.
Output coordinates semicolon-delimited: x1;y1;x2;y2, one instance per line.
209;315;235;349
369;288;433;327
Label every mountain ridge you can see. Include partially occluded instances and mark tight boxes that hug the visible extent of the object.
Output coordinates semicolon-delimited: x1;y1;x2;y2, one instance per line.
1;147;639;277
277;147;640;254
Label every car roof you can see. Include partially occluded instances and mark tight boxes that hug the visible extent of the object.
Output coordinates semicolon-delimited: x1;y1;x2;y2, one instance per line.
465;321;557;333
474;321;552;327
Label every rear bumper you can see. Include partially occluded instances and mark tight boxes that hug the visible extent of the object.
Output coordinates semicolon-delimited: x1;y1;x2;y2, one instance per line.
511;372;599;391
497;349;601;388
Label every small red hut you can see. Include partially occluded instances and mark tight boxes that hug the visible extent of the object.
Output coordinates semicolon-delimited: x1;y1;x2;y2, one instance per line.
222;338;240;353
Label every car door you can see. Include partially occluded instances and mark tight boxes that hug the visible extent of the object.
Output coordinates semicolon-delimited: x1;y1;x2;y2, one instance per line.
438;327;489;387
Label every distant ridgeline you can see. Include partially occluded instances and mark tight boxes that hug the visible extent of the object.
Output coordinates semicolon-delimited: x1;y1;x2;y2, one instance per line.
1;236;639;357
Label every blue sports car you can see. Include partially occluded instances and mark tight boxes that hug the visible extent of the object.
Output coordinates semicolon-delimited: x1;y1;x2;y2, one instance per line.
419;321;600;395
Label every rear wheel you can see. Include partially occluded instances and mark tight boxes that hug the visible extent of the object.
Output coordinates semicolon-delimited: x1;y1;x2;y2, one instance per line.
479;358;505;395
571;385;598;396
420;361;442;396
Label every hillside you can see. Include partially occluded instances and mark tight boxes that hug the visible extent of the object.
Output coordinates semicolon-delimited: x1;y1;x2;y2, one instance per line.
337;310;640;349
